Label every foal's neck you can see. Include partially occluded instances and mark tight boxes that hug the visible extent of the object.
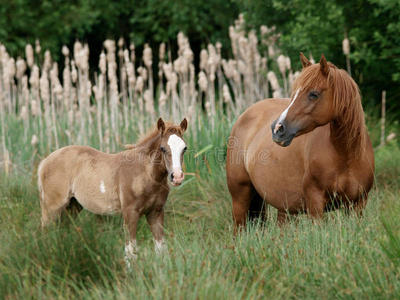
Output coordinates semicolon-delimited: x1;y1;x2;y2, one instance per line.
137;134;168;182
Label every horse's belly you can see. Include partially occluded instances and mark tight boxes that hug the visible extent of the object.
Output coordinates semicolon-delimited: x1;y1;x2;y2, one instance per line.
250;158;305;213
72;180;121;215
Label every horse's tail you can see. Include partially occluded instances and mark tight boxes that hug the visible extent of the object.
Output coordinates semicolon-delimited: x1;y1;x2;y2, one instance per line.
37;159;45;207
38;158;49;227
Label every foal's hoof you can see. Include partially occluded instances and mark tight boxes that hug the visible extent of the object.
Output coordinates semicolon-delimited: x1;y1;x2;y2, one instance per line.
124;253;137;273
124;242;138;272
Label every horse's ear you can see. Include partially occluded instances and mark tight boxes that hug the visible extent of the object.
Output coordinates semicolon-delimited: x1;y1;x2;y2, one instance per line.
157;118;165;134
319;54;330;76
180;118;188;133
300;52;313;68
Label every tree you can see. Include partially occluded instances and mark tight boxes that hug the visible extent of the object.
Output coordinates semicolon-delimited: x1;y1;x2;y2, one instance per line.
239;0;400;111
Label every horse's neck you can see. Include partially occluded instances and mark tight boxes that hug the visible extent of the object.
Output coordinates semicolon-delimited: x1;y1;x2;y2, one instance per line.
330;117;365;159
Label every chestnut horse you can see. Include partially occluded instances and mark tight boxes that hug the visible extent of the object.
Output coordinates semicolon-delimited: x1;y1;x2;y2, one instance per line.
227;54;374;231
39;118;188;260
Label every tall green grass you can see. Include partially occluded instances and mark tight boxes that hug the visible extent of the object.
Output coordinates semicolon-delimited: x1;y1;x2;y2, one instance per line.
1;114;400;299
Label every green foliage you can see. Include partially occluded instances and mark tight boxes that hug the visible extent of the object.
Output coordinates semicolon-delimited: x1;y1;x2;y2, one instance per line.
0;0;239;61
240;0;400;113
375;142;400;188
0;0;102;60
127;0;239;47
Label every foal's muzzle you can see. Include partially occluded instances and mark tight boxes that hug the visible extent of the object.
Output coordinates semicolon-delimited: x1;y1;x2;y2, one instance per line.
271;120;297;147
171;171;185;186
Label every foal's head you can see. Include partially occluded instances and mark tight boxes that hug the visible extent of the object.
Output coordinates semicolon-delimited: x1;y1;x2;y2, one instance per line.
157;118;188;186
271;53;337;147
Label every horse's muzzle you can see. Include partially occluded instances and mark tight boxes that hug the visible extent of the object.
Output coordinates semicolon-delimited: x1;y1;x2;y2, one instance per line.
171;171;185;186
271;120;296;147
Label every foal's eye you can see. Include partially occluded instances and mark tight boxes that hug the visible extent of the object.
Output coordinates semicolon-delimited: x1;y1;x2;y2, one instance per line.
309;91;320;100
160;146;166;153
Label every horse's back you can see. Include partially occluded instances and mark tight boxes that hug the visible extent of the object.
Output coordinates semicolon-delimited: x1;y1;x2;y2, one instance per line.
39;145;106;182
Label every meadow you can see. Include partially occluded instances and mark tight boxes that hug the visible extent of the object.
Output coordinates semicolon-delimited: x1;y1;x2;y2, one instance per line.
1;16;400;299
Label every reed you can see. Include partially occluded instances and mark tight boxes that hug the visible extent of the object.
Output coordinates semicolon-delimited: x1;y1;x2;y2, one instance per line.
0;15;303;173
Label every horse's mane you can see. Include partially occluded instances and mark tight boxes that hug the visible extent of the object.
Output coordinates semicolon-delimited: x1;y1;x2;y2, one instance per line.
292;63;366;156
125;122;184;150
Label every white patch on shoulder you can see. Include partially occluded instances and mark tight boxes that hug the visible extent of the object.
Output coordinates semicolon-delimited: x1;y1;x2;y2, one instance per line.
167;134;186;170
276;87;301;126
100;181;106;194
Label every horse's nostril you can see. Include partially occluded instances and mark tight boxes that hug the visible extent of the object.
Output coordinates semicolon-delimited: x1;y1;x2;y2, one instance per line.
171;173;174;181
277;124;285;134
273;121;286;135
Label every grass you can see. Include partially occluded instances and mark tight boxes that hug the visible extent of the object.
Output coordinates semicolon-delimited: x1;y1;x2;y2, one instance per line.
1;114;400;299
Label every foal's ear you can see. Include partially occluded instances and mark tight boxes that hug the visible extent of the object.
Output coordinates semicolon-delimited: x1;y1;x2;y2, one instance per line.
300;52;313;68
180;118;188;133
157;118;165;134
319;54;330;76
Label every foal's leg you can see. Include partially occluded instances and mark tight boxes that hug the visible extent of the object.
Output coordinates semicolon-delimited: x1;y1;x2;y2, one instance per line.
146;208;166;254
123;208;140;261
41;193;70;227
64;197;83;219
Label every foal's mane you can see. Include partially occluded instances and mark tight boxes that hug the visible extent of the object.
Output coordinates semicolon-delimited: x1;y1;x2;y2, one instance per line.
126;123;184;151
292;63;367;156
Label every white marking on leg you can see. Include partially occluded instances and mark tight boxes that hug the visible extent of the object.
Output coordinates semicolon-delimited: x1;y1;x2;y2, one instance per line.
125;240;138;262
167;134;186;172
155;238;166;255
100;181;106;194
274;88;301;133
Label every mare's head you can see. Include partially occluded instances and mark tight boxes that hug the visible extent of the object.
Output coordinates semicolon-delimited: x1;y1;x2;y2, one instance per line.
271;53;362;147
157;118;188;186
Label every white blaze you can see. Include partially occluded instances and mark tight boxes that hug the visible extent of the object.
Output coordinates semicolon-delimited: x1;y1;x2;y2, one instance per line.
274;88;301;133
100;181;106;194
167;134;186;172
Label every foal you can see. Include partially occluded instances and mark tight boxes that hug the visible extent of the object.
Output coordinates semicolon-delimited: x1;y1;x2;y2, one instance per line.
38;118;188;260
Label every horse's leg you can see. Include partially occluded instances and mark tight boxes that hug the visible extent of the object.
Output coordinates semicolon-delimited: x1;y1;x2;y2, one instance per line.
41;191;70;227
304;182;326;221
123;208;140;261
277;211;290;225
354;196;367;217
146;208;166;254
345;195;368;217
64;197;83;220
230;183;255;235
276;210;299;225
249;192;268;223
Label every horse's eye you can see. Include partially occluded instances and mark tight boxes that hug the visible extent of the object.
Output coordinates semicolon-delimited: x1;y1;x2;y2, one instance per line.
160;146;166;153
309;91;320;100
183;146;187;152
